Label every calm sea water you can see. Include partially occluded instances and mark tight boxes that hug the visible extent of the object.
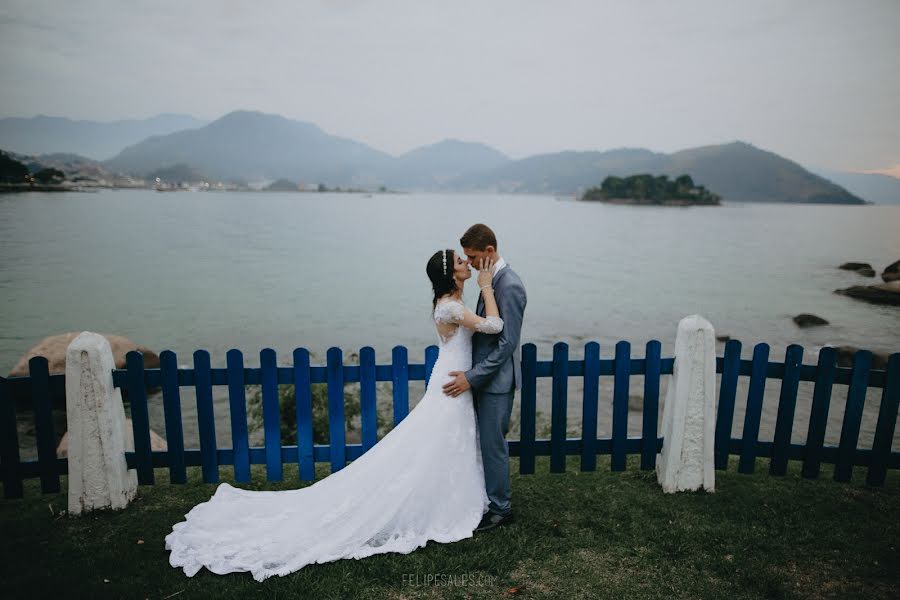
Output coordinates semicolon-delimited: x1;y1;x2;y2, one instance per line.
2;190;898;454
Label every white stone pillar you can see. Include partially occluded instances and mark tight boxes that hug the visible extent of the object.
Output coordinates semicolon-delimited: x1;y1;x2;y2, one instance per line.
65;331;137;515
656;315;717;493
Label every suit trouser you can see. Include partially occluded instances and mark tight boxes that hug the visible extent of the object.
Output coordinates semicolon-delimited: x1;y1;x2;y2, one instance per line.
474;387;515;515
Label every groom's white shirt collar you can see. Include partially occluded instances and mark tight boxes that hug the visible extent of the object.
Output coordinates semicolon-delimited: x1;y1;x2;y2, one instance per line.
492;256;507;277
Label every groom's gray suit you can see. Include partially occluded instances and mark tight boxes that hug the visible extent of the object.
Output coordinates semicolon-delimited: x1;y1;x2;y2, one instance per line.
464;259;526;517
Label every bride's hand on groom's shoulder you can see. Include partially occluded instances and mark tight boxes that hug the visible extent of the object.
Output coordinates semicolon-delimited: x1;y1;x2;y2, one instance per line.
477;258;495;289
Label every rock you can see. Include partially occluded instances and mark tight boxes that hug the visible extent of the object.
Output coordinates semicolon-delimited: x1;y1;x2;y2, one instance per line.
839;262;873;271
838;262;875;277
793;314;829;328
882;259;900;283
834;280;900;306
56;417;167;458
832;346;890;370
8;332;160;377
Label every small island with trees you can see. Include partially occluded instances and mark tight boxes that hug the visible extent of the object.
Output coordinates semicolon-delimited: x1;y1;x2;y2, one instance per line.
580;174;721;206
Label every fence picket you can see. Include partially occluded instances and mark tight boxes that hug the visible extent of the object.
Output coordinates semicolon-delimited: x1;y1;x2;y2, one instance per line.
226;350;250;483
802;347;837;479
160;351;186;484
193;349;218;483
29;357;59;493
738;343;769;474
1;377;23;498
425;345;438;390
260;348;282;481
392;346;409;425
612;342;631;471
293;348;315;481
834;350;872;482
327;347;347;472
519;344;538;475
581;342;600;471
360;347;378;452
126;351;154;485
550;342;568;473
867;353;900;486
715;340;742;470
770;344;803;475
641;341;662;470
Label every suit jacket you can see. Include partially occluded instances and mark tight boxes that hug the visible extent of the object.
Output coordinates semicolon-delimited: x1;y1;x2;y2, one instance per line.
464;264;527;393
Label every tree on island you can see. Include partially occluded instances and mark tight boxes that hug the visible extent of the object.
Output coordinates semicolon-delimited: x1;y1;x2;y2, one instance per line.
1;151;29;184
581;173;721;205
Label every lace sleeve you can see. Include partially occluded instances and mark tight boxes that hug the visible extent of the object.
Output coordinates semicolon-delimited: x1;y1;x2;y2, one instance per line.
433;300;465;325
475;316;504;334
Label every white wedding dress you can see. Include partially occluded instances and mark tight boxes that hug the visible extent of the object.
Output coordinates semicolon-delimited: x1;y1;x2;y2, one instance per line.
165;299;502;581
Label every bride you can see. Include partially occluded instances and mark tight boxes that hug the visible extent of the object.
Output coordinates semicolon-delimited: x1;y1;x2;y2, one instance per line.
165;250;504;581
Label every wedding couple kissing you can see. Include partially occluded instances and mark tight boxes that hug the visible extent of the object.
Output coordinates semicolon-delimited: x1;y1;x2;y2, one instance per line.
166;223;527;582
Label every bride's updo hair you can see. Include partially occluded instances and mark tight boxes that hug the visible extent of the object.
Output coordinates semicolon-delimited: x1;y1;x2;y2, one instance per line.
426;249;459;309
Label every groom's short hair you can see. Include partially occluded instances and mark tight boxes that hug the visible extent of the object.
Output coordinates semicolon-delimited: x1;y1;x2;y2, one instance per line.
460;224;497;251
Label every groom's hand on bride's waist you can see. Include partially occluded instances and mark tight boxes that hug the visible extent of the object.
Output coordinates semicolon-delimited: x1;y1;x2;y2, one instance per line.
443;372;471;397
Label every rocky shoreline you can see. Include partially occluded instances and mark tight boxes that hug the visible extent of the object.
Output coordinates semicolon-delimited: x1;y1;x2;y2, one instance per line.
833;259;900;306
835;281;900;306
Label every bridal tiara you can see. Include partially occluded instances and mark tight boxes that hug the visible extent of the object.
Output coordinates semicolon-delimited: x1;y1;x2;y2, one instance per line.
442;249;447;276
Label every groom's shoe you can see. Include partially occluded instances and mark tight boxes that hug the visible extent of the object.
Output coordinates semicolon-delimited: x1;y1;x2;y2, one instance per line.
475;511;514;533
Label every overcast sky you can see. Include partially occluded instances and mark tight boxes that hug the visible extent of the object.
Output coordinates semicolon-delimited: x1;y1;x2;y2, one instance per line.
1;0;898;172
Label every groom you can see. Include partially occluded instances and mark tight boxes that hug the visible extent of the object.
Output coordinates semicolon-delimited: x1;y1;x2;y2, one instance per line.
443;223;527;533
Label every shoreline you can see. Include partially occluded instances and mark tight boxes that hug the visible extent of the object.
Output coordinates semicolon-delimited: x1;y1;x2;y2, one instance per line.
0;184;96;193
581;196;721;207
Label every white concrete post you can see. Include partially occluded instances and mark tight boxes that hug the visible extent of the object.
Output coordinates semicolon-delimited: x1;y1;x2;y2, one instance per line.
656;315;717;493
65;331;137;515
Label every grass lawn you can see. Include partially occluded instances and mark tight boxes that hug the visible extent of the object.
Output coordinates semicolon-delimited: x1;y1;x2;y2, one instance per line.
1;456;898;599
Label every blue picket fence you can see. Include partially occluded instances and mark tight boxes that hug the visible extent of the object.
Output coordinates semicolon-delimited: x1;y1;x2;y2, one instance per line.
1;340;898;499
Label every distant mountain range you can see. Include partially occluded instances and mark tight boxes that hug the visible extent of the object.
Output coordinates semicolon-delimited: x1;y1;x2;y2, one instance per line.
3;109;896;204
106;111;393;185
386;139;510;189
104;111;513;189
809;169;900;206
447;142;866;204
0;114;207;160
